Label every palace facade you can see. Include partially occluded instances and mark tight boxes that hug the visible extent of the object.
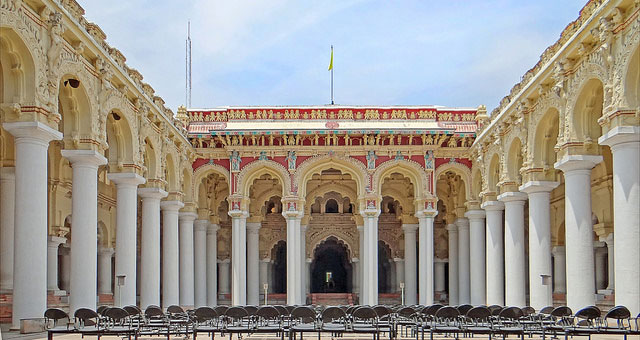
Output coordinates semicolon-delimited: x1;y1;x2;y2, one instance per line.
0;0;638;331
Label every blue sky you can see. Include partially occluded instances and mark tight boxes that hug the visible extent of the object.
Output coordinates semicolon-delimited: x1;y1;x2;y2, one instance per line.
81;1;587;112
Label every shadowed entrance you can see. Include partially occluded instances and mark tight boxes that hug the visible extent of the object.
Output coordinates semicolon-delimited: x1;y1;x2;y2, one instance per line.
311;237;352;293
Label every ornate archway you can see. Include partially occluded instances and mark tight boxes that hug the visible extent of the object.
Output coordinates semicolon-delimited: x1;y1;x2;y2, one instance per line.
311;237;353;293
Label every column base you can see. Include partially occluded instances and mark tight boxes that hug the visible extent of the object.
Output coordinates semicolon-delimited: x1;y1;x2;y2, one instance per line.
48;289;67;297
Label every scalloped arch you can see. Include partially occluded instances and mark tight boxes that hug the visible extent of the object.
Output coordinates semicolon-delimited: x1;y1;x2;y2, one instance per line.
435;161;472;200
237;159;291;198
372;159;426;198
294;154;367;198
192;163;230;204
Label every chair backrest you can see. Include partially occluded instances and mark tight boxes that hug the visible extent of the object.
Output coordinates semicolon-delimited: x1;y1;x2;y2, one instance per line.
397;306;416;318
167;305;185;314
498;306;524;320
522;306;535;316
435;306;460;320
123;305;142;316
145;305;165;318
45;308;69;322
214;305;229;317
352;306;378;321
291;306;316;323
97;305;110;316
321;306;346;323
244;305;258;316
604;305;631;320
74;308;99;326
551;306;573;318
194;307;217;322
575;306;601;321
422;304;444;316
285;305;297;314
274;305;289;316
456;304;473;316
105;307;129;322
256;306;280;320
539;306;554;315
373;305;392;318
225;306;249;318
465;306;491;321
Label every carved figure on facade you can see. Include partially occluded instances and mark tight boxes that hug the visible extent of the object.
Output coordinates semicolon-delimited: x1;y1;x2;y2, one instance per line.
366;150;377;170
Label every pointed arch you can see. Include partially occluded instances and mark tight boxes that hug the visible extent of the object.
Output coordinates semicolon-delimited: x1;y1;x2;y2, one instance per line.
372;159;427;199
434;161;471;200
236;160;290;198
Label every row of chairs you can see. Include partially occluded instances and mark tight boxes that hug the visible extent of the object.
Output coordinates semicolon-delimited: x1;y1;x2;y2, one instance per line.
45;303;640;340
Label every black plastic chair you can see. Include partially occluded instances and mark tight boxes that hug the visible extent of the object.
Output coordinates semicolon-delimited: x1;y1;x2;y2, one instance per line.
464;306;493;338
600;306;637;339
430;306;460;340
352;306;379;340
321;306;347;333
224;306;251;339
193;307;219;340
495;307;525;340
290;305;317;339
45;308;70;330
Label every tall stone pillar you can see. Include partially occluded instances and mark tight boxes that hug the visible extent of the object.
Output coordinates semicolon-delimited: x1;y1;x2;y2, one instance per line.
194;219;208;307
482;200;505;305
498;191;527;307
555;155;602;311
352;258;360;294
4;122;62;328
456;218;470;304
108;173;145;307
594;244;608;290
218;259;230;295
602;234;614;291
62;150;107;314
520;181;558;310
551;246;566;294
300;225;307;303
446;223;458;305
138;187;168;308
434;258;446;293
402;224;418;305
229;211;248;305
305;259;311;299
284;209;302;305
207;223;219;306
98;247;114;295
394;258;404;295
600;126;640;315
47;236;66;292
357;226;364;300
361;211;380;305
259;258;270;303
418;213;435;305
0;167;15;292
60;245;71;292
178;212;197;307
465;210;486;305
161;200;183;307
246;222;261;305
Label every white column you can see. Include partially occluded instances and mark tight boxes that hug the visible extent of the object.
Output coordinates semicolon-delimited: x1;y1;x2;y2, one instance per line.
357;226;365;300
594;244;607;290
402;224;418;305
498;191;527;307
362;212;380;305
62;150;107;314
246;222;261;305
555;155;602;311
47;236;66;291
520;181;558;310
229;211;248;306
418;214;435;305
305;259;311;299
482;200;505;305
394;258;404;294
284;213;301;305
552;246;566;294
602;234;614;291
447;223;458;305
352;258;360;294
108;173;145;307
434;258;446;292
219;259;230;295
600;126;640;315
0;167;15;292
465;210;486;305
138;187;168;308
300;225;307;302
456;218;470;304
98;247;114;295
60;245;71;292
4;122;62;328
160;200;183;307
207;223;219;306
259;259;269;303
194;219;208;307
178;212;197;307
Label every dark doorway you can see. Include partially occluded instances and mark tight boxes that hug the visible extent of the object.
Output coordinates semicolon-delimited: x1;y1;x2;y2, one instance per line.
379;241;392;293
273;241;287;293
311;237;352;293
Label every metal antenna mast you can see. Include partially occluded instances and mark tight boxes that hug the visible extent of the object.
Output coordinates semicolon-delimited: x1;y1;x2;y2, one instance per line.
185;21;192;108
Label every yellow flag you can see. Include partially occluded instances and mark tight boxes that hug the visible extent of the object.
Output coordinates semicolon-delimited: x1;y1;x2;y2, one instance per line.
328;46;333;71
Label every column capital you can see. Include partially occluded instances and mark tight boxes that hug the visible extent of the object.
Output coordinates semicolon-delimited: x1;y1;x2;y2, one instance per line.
554;155;603;173
208;223;220;234
138;187;168;199
393;257;404;263
600;233;614;245
98;247;115;256
481;200;504;211
260;257;271;263
598;126;640;148
194;219;209;232
416;209;438;218
246;222;261;233
218;258;231;264
464;209;486;220
351;257;359;263
47;235;66;247
497;191;528;203
551;246;565;256
402;224;418;233
229;210;249;219
179;211;198;222
3;121;62;144
434;257;448;263
446;223;458;232
519;181;560;194
61;149;107;167
160;200;184;211
108;172;146;186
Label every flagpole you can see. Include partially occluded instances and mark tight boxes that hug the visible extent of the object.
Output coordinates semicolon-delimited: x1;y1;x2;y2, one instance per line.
330;45;334;105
